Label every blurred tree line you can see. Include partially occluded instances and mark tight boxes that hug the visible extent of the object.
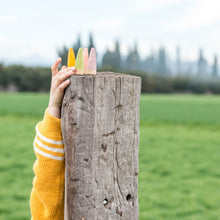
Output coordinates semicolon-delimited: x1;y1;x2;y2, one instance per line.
0;64;50;92
0;34;220;93
1;63;220;94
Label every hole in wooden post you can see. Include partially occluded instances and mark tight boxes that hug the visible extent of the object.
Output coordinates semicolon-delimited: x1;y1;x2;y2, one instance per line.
78;97;84;102
103;199;108;205
126;194;132;201
101;143;107;152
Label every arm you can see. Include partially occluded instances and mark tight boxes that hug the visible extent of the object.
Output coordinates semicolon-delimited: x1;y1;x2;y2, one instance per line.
30;58;75;220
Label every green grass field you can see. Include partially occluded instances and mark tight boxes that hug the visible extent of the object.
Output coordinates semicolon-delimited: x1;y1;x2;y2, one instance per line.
0;93;220;220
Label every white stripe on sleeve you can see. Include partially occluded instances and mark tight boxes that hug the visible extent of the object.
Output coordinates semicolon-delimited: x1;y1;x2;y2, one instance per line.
33;144;64;161
34;137;64;153
36;125;63;145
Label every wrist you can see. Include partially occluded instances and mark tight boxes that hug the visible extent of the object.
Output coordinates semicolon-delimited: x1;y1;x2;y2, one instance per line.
48;105;61;119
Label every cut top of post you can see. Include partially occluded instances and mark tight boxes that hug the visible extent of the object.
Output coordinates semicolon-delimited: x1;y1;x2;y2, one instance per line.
73;71;141;78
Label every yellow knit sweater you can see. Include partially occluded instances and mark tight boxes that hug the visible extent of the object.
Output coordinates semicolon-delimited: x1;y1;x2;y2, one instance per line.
30;109;65;220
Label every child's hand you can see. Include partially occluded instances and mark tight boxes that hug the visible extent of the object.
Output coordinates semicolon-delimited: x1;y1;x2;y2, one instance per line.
48;58;75;118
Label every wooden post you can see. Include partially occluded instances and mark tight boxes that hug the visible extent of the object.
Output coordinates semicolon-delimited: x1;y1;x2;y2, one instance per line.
61;72;141;220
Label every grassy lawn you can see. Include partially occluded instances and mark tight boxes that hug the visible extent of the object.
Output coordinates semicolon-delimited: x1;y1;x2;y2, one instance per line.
0;93;220;219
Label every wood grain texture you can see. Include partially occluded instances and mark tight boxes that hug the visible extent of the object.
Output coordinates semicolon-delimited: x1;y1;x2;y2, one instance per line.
61;72;141;220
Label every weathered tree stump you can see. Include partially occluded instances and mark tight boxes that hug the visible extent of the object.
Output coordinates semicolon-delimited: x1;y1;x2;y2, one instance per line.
61;72;141;220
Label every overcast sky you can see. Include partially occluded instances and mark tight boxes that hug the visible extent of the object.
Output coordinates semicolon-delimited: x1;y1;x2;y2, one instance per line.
0;0;220;65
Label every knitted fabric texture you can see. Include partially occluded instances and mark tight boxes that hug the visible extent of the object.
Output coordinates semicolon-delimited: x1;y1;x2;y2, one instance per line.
30;109;65;220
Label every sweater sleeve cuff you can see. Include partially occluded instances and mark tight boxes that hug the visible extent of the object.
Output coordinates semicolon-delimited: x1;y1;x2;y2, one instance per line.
36;108;62;141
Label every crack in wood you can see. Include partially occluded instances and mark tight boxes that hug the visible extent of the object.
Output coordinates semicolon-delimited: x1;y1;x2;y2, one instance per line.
102;130;115;137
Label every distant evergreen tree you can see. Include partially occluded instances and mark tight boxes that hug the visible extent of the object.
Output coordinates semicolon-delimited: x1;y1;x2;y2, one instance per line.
142;48;156;73
102;49;113;70
102;40;122;71
212;55;218;76
125;43;140;71
198;49;208;75
113;40;121;70
73;35;82;55
57;45;68;66
157;47;167;74
145;55;155;73
88;33;95;53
